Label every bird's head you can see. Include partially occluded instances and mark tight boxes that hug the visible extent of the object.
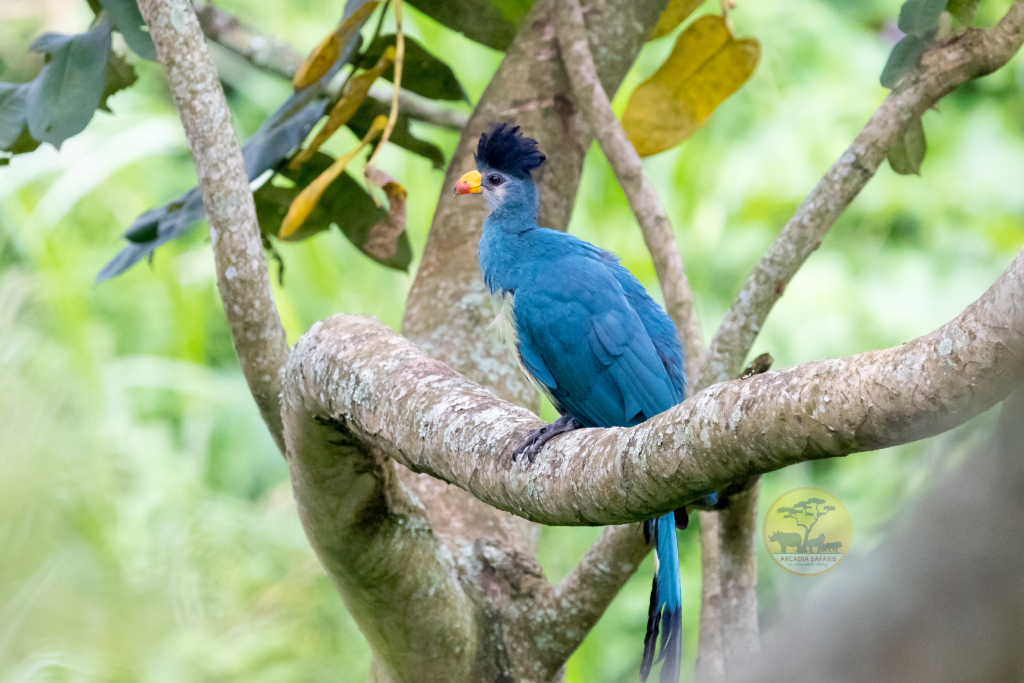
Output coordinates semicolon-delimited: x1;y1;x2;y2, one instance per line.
453;123;546;214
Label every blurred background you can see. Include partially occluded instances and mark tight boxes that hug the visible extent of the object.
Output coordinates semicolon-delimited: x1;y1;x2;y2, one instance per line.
1;0;1022;681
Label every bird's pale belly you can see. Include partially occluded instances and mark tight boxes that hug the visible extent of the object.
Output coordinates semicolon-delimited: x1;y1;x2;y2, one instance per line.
490;290;556;404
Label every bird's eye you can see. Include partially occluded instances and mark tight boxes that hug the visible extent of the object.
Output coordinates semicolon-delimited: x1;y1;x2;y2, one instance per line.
488;174;502;185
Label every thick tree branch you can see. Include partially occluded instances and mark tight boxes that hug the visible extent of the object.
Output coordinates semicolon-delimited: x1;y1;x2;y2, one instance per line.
137;0;289;452
284;244;1024;526
553;0;706;378
702;1;1024;386
194;3;468;130
141;4;480;681
282;358;476;682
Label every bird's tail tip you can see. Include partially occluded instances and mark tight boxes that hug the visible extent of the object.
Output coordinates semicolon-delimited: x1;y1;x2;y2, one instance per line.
641;513;683;683
641;589;683;683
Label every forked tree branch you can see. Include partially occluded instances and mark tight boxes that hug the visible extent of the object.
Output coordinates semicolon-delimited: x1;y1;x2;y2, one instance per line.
283;242;1024;526
137;6;475;681
701;0;1024;387
696;7;1024;668
137;0;290;452
553;0;707;379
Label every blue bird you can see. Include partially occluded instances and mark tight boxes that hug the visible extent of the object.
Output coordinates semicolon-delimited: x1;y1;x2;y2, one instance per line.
454;123;717;683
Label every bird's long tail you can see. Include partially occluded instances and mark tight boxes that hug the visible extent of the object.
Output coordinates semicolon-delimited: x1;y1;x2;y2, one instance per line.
640;512;682;683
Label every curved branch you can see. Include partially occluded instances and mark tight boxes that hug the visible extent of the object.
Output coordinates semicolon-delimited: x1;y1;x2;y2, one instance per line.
137;0;289;451
284;245;1024;526
553;0;706;378
702;1;1024;386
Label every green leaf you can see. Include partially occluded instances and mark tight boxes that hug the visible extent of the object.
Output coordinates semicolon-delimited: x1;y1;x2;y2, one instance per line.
888;115;926;175
4;126;41;156
897;0;948;37
347;97;445;168
98;51;138;113
0;83;29;150
25;18;112;148
622;15;760;157
98;100;329;281
359;34;468;101
946;0;979;24
403;0;524;51
256;152;411;271
97;0;157;61
491;0;534;22
880;33;931;88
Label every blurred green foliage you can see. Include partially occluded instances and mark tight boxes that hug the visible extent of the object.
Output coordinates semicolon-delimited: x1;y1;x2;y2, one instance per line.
0;0;1021;681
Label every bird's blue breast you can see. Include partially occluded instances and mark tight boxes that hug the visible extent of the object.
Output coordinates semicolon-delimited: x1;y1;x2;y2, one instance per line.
479;221;685;430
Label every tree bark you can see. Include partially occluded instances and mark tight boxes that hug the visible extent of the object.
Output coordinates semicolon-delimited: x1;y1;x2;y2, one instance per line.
135;0;290;452
283;240;1024;525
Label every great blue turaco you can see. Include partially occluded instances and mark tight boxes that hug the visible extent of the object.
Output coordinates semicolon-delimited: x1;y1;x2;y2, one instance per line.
454;123;718;683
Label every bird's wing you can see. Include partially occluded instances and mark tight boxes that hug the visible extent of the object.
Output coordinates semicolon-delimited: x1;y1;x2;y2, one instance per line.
514;262;678;429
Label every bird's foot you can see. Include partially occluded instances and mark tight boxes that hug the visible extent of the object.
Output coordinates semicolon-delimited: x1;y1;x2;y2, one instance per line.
511;415;583;464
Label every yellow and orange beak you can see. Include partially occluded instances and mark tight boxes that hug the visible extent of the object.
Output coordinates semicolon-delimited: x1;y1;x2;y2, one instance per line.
453;170;482;195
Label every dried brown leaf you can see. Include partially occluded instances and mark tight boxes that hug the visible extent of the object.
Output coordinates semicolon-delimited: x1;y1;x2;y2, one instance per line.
364;166;407;261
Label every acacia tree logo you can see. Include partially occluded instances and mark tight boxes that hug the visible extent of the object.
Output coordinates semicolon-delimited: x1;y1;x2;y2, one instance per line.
769;497;839;554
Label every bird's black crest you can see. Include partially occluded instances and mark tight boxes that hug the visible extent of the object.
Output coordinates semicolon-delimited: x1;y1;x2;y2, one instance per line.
475;123;546;179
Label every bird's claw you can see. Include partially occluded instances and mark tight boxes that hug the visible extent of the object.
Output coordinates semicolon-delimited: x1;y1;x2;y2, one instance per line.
510;415;583;465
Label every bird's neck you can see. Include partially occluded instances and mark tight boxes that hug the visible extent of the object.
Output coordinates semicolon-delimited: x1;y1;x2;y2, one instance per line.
479;198;539;296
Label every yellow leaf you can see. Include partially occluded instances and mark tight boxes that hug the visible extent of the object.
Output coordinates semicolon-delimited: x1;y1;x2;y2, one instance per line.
651;0;705;39
279;116;387;239
292;2;379;89
623;14;760;157
290;48;396;169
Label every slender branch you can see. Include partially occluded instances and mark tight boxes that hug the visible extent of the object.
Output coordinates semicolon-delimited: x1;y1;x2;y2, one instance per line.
552;0;706;379
368;81;469;131
717;479;760;672
695;511;725;682
194;3;469;131
701;1;1024;387
537;524;649;670
137;0;289;452
283;243;1024;526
